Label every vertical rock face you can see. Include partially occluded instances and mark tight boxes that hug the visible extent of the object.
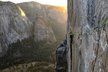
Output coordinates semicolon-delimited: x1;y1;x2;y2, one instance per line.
68;0;108;72
0;2;32;57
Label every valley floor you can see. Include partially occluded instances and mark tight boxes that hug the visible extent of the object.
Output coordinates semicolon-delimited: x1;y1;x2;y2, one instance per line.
1;62;55;72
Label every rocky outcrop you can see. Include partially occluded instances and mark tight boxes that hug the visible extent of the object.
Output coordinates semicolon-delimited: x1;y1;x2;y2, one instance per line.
0;1;32;57
0;1;66;69
68;0;108;72
0;1;35;69
0;2;56;69
18;2;67;42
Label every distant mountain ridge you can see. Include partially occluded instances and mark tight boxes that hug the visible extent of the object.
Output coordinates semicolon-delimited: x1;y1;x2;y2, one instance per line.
0;1;66;69
18;1;67;42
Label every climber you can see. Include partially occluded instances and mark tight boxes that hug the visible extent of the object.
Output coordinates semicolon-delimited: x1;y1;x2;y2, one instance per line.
56;39;67;72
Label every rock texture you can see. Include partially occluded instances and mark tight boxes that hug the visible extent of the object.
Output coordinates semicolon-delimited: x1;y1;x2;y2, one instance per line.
68;0;108;72
18;2;67;42
0;1;32;57
0;1;66;70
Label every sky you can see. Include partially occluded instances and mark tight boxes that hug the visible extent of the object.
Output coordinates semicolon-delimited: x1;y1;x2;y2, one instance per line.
1;0;67;7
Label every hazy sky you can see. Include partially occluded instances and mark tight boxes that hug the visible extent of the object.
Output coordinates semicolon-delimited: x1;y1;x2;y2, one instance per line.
1;0;67;6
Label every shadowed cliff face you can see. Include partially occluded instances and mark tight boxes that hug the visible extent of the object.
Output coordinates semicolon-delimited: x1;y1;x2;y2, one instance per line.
68;0;108;72
0;2;32;57
0;1;66;70
0;2;35;69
